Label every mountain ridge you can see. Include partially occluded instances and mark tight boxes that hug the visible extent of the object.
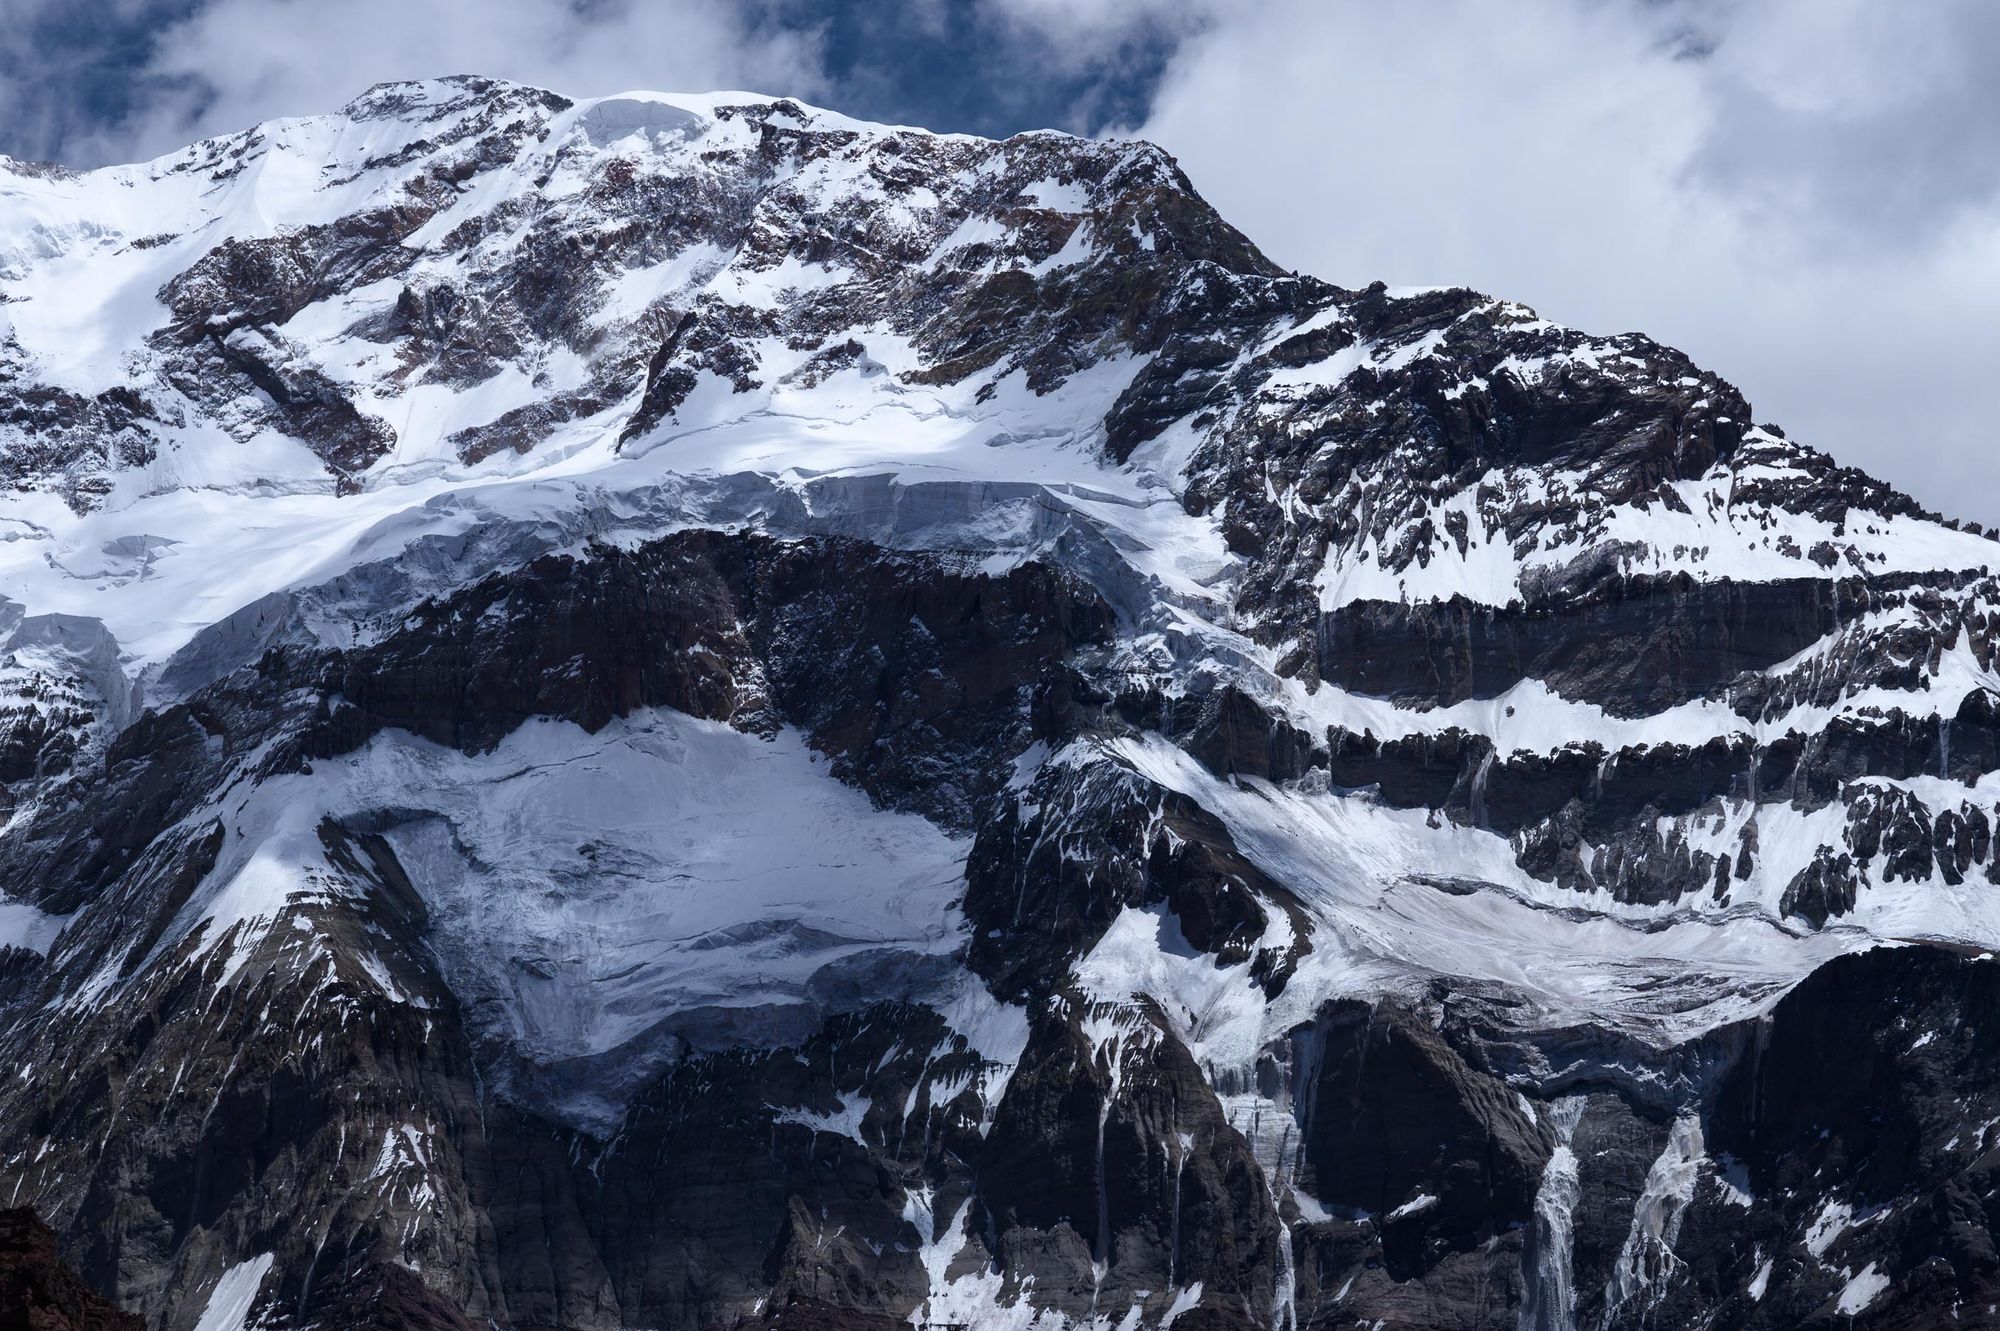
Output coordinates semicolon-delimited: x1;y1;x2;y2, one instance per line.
1;74;1998;1331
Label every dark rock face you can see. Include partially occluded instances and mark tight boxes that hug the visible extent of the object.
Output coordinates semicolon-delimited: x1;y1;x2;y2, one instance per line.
1561;1097;1673;1331
1619;945;2000;1330
980;1007;1283;1327
965;752;1306;1000
297;1262;481;1331
5;74;2000;1331
1780;846;1858;927
1295;1001;1551;1280
1316;575;1844;716
304;530;1114;828
0;1210;142;1331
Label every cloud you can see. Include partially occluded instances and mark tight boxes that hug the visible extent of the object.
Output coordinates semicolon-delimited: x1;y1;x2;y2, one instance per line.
974;0;1209;59
4;0;827;167
0;1;187;165
1001;0;2000;522
1689;0;2000;254
2;0;1165;165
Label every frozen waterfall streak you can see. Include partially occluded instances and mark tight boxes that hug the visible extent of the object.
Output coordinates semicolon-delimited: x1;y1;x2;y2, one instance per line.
1470;747;1496;831
1519;1096;1587;1331
1602;1115;1706;1322
1090;1025;1126;1314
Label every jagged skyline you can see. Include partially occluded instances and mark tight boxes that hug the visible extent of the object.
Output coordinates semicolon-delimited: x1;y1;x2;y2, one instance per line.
3;70;2000;1331
2;2;1996;526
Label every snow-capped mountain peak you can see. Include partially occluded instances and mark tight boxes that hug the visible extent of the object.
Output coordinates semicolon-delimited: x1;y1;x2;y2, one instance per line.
2;77;1998;1331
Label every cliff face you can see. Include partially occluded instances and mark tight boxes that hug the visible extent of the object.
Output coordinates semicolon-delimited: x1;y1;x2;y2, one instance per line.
1;75;1998;1330
0;1209;145;1331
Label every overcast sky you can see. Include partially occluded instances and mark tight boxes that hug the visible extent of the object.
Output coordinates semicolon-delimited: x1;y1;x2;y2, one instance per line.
3;0;1995;522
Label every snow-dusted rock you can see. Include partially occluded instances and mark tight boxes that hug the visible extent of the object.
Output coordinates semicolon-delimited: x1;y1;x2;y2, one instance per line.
0;74;1997;1329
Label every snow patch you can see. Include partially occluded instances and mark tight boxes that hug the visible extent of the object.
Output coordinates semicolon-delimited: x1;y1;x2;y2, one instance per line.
0;896;67;956
1837;1262;1890;1315
191;1253;273;1331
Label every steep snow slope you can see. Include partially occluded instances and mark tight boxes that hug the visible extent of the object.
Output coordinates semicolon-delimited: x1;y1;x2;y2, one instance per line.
1;75;1999;1331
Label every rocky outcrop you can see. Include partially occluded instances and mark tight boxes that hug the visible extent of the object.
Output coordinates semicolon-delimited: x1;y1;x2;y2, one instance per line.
1316;575;1844;716
981;1006;1283;1327
1296;1000;1551;1282
1632;945;2000;1329
966;749;1307;999
0;1209;142;1331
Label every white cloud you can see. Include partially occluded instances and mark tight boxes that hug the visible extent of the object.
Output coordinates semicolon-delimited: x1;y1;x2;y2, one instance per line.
50;0;827;167
1102;0;2000;522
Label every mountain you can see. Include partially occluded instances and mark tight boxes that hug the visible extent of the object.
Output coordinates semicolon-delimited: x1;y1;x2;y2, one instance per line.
0;1208;144;1331
2;74;1999;1331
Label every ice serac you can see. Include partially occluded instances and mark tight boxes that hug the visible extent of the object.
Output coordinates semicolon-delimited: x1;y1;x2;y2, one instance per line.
3;73;2000;1330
